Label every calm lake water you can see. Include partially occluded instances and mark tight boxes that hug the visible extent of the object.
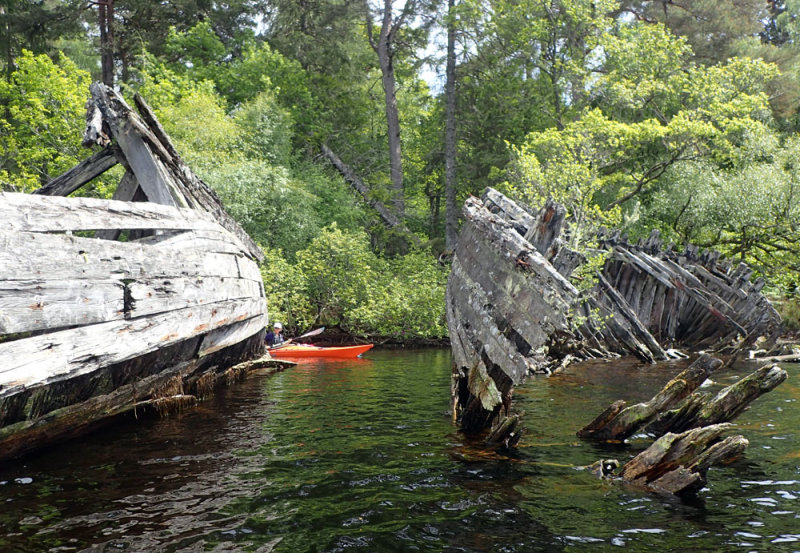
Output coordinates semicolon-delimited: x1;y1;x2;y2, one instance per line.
1;348;799;552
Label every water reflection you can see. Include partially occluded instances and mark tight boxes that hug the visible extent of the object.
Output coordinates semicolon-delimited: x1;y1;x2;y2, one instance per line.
0;350;798;552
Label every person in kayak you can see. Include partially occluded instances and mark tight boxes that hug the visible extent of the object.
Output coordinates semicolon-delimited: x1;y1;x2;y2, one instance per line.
266;322;292;348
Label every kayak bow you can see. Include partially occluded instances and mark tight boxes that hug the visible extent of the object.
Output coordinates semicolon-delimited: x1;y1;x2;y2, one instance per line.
268;344;374;359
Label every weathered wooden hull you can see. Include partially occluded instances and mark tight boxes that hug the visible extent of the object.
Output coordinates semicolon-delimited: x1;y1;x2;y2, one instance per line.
0;83;269;459
447;189;783;434
0;193;267;459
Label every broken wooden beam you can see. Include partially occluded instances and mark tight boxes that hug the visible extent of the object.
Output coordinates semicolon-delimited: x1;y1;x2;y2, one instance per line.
577;354;722;442
33;147;119;197
578;358;787;495
618;424;748;495
647;363;788;435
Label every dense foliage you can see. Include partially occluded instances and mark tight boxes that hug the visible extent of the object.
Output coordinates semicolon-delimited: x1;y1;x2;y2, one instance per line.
4;1;800;338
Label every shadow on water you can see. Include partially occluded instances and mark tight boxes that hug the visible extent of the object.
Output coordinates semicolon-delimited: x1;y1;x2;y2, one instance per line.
1;349;799;552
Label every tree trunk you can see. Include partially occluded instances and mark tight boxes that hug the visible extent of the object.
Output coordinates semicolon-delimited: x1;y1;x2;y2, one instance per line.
99;0;114;87
373;0;405;220
2;4;11;83
444;0;458;251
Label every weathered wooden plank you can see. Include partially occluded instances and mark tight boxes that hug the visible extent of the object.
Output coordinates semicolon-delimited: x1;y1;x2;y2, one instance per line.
136;228;253;257
0;230;249;283
237;255;264;283
0;280;124;334
94;170;141;241
128;277;263;318
481;187;537;236
2;191;221;234
0;298;267;394
32;148;119;197
596;274;668;362
198;315;266;357
113;118;186;207
82;83;264;262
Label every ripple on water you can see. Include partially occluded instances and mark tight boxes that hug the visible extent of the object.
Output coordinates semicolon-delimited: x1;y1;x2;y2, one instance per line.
2;351;800;553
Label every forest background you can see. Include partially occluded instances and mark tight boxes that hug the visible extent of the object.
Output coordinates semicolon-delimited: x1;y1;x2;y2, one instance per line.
4;0;800;343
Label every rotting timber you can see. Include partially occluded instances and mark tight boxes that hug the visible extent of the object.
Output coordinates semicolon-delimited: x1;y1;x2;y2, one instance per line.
447;188;783;450
0;83;270;460
578;354;787;495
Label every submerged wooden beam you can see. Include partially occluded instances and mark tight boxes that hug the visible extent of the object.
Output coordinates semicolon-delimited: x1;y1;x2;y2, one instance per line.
578;358;787;495
577;354;721;442
618;424;748;495
647;363;788;435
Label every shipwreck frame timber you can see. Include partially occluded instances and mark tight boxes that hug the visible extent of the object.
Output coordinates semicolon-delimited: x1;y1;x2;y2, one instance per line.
0;83;268;459
447;188;783;437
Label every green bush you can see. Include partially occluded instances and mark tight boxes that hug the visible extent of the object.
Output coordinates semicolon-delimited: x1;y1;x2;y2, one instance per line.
274;224;449;340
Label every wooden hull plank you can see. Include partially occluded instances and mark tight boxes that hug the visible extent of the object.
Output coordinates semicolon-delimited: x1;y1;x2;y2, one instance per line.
0;298;267;395
0;231;250;282
0;280;124;334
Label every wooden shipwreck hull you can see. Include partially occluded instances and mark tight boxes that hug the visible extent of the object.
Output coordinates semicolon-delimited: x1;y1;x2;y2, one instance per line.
0;84;267;459
447;188;783;434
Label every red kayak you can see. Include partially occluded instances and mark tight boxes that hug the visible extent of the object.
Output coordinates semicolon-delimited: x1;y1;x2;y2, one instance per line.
268;344;374;359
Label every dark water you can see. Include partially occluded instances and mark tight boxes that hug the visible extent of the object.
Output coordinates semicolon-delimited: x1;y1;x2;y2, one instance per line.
1;349;799;552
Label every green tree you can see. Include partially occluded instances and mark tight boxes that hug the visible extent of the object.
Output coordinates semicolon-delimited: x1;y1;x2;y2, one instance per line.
0;50;93;192
645;138;800;283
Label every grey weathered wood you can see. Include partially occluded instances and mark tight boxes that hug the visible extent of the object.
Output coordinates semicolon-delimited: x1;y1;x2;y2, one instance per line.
128;277;263;318
596;273;668;362
0;230;250;283
94;170;142;240
482;187;537;237
0;82;273;461
33;148;118;197
3;191;220;234
0;328;265;459
0;297;266;394
198;315;267;357
113;119;185;207
0;280;124;334
81;83;264;262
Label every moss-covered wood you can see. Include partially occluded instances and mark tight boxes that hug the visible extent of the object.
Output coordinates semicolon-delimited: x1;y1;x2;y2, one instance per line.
577;354;722;442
